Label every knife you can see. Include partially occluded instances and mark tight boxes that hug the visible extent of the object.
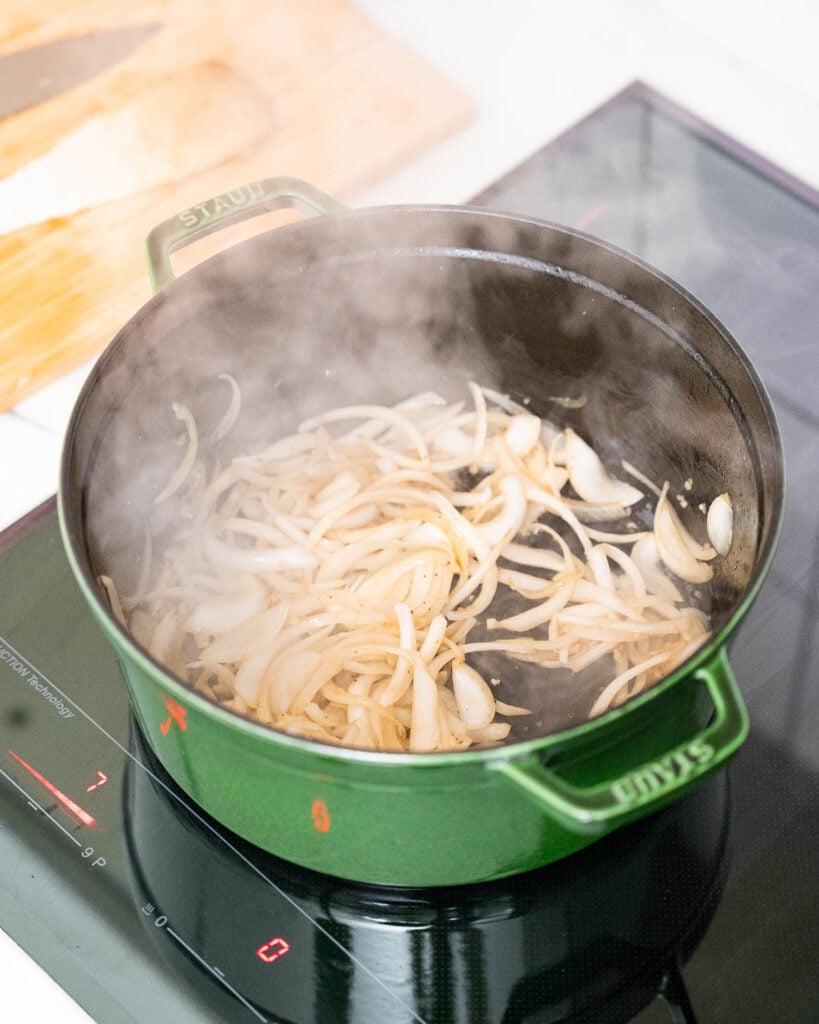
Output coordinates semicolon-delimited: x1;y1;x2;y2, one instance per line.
0;60;273;237
0;24;158;120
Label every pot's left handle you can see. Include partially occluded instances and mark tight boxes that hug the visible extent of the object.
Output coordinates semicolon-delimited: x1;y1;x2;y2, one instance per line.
145;176;347;293
489;649;748;835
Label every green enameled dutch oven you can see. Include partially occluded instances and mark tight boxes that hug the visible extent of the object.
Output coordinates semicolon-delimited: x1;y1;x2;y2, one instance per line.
58;177;784;887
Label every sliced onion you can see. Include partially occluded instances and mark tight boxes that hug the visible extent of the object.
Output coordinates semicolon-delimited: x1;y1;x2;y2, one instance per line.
621;459;662;498
154;402;198;503
502;542;565;573
211;373;241;442
452;662;495;729
504;413;542;456
298;404;430;461
487;581;575;632
419;614;448;662
654;485;714;583
478;386;529;415
184;575;267;634
99;574;126;625
204;535;317;573
707;493;733;556
124;380;720;754
562;498;629;523
498;568;555;599
588;545;614;590
631;535;683;601
467;381;488;467
564;429;643;507
589;650;673;717
476;475;527;546
465;722;512;743
432;426;473;456
495;700;532;716
409;662;442;752
546;394;587;409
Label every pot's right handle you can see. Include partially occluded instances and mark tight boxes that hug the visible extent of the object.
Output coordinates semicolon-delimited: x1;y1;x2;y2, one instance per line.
490;649;748;835
145;176;347;293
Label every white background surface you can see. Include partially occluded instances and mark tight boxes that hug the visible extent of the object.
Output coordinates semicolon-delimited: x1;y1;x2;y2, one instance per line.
2;0;819;1019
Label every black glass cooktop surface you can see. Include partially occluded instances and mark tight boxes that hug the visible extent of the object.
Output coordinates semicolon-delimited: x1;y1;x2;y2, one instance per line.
2;82;819;1023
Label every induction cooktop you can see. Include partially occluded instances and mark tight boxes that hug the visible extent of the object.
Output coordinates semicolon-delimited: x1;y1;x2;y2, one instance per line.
2;82;819;1023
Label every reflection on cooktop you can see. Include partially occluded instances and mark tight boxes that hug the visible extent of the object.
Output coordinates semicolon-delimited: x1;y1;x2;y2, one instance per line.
126;719;729;1024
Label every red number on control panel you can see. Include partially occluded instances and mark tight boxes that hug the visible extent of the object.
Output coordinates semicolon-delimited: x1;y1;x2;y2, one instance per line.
256;937;291;963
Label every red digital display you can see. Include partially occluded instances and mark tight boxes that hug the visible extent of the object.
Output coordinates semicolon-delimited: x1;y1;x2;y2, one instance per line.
8;749;96;826
86;771;108;793
256;937;290;963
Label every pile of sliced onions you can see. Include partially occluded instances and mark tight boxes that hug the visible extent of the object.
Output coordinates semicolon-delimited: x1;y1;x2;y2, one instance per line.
104;381;727;753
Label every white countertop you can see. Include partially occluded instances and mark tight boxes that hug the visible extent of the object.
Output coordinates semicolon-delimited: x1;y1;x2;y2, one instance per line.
2;0;818;1019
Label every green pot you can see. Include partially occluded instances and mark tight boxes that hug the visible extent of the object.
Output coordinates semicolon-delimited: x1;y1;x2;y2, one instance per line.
58;177;783;886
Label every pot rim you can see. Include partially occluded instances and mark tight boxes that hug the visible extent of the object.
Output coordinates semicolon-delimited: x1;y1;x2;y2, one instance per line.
57;202;786;768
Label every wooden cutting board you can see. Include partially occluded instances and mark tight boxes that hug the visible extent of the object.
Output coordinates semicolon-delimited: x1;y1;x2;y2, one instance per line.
0;0;472;412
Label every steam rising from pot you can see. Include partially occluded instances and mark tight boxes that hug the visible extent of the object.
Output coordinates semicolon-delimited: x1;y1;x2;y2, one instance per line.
66;204;763;740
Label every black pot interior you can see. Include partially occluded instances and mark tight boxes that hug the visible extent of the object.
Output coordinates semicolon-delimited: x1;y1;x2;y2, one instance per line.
62;207;783;740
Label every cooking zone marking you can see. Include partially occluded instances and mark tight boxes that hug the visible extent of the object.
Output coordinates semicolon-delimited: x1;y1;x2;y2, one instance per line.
8;749;95;825
142;904;268;1023
0;765;81;846
177;182;266;229
610;740;715;804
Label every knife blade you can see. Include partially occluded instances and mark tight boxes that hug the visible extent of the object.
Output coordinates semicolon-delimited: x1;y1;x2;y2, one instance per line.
0;60;273;237
0;24;159;120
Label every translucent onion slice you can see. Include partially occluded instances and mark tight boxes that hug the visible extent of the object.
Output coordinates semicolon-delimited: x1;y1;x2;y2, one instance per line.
478;386;529;415
487;581;575;632
502;542;565;573
476;475;527;546
546;394;587;409
707;493;733;556
99;574;126;625
154;402;198;503
631;535;683;601
204;535;317;574
212;373;241;442
409;662;442;752
432;426;473;456
467;381;488;466
129;380;722;754
654;485;715;583
504;413;542;456
564;429;643;507
452;662;495;729
498;568;556;599
589;650;674;717
184;575;267;634
465;722;512;743
495;699;532;716
561;498;629;523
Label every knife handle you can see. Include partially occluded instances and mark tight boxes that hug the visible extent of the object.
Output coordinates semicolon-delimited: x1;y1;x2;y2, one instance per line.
145;176;346;293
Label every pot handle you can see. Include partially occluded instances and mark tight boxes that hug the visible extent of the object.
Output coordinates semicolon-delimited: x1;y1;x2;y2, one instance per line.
145;176;347;293
490;649;748;835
